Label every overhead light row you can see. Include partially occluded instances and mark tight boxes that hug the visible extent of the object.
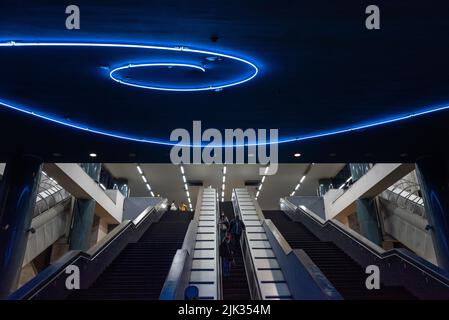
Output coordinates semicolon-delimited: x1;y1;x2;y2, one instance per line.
221;165;227;202
289;164;314;197
180;165;193;211
255;166;270;200
137;164;155;197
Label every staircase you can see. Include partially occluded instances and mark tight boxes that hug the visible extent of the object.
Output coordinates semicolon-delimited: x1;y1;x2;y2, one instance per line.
220;202;251;300
70;211;192;300
263;210;415;300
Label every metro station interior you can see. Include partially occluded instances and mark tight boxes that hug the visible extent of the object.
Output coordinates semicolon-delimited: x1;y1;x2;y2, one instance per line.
1;1;449;302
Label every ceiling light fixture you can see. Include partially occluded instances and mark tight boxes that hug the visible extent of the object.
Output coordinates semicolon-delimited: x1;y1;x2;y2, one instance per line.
89;153;97;158
294;153;301;158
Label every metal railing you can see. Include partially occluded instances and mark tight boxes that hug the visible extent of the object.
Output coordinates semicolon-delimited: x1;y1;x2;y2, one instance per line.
382;179;425;218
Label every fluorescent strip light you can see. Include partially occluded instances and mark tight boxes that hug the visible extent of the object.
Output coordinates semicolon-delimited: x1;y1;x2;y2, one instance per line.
180;166;185;174
223;166;227;174
295;183;300;191
261;176;266;183
300;175;306;183
99;183;106;190
146;183;151;191
222;176;226;183
150;191;155;197
222;184;225;190
256;191;260;197
264;167;269;175
258;184;263;191
142;175;147;183
186;191;190;197
137;166;143;175
184;183;188;190
221;191;224;197
182;175;187;183
290;191;295;196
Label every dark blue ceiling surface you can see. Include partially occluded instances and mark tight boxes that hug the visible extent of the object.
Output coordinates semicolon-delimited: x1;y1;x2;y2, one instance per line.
0;0;448;162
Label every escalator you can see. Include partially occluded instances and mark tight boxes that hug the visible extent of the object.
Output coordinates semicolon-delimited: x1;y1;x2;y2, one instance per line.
219;202;251;300
70;211;192;300
263;210;415;300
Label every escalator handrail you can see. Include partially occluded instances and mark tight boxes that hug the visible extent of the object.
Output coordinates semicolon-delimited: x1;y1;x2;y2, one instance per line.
160;187;206;300
281;197;449;290
8;198;167;300
232;189;263;300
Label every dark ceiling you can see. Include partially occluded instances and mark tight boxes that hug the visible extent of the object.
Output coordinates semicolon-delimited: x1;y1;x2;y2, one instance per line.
0;0;448;163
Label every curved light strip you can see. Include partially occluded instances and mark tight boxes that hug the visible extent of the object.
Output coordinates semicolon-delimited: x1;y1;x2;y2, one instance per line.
0;41;258;92
0;41;448;147
110;63;213;91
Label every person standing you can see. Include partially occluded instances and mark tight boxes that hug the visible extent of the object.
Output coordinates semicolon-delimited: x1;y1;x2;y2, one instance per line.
219;234;234;277
218;212;230;242
230;215;245;249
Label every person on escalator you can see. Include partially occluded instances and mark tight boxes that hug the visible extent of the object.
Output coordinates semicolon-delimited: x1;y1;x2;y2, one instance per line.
219;233;234;277
170;201;177;211
218;212;230;242
229;215;245;251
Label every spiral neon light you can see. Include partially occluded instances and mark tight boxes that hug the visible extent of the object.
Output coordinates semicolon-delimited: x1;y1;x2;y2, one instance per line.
0;41;448;147
109;63;213;92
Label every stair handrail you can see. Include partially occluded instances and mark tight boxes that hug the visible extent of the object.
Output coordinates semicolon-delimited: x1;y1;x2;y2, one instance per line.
281;196;449;299
7;198;167;300
160;188;204;300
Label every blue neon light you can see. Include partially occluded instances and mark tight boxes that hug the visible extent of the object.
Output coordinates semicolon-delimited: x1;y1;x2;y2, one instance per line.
0;41;258;92
0;40;448;147
109;63;213;91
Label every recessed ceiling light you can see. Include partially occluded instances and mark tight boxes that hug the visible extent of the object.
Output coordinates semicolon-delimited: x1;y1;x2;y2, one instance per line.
89;153;97;158
52;152;62;157
294;153;301;158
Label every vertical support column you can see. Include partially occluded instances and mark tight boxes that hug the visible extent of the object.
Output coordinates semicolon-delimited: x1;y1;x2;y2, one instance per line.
349;163;383;246
0;155;42;297
69;163;101;251
416;156;449;270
